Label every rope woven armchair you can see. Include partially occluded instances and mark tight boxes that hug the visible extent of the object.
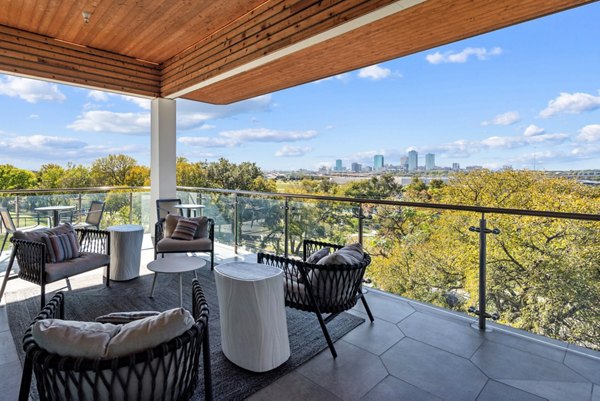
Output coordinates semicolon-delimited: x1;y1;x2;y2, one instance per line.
19;279;212;401
257;239;374;358
1;226;110;309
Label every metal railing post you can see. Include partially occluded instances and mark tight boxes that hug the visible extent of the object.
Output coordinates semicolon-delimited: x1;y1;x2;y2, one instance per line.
129;192;133;223
358;203;364;245
15;195;20;228
232;193;238;254
469;213;500;331
478;215;488;330
77;193;83;223
284;198;289;259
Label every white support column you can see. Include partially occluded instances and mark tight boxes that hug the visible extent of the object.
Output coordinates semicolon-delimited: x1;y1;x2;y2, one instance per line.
150;98;177;230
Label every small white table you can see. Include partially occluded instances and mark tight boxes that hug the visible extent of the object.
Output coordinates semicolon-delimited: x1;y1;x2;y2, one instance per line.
174;204;205;218
34;205;76;227
107;224;143;281
214;261;290;372
148;256;207;307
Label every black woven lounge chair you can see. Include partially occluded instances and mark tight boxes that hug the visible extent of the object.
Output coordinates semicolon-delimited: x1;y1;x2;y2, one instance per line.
258;239;374;358
3;227;110;309
19;279;212;401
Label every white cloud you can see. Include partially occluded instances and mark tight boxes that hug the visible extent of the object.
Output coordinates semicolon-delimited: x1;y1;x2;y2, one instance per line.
313;74;350;84
28;114;39;119
0;76;66;103
426;47;502;64
577;124;600;142
68;111;150;134
219;128;318;143
482;111;520;126
200;124;216;130
88;90;110;101
121;95;151;110
179;128;318;148
540;91;600;118
523;124;545;137
357;65;392;80
177;137;238;148
275;145;312;157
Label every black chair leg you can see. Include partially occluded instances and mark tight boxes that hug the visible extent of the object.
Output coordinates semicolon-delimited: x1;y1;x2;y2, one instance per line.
105;264;110;287
210;250;214;271
315;310;337;358
203;326;213;401
18;356;33;401
0;249;17;304
360;293;375;322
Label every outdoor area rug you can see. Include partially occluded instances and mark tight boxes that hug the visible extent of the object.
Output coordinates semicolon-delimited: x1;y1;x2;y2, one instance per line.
6;267;364;400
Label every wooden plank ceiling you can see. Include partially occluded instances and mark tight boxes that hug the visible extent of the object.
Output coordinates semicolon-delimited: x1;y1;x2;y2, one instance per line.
0;0;595;104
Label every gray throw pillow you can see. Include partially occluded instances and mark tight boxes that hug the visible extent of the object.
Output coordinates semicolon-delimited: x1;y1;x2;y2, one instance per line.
306;247;330;264
164;214;209;239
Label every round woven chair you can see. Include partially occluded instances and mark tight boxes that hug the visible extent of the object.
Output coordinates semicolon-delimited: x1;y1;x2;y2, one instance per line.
258;239;374;358
18;279;212;401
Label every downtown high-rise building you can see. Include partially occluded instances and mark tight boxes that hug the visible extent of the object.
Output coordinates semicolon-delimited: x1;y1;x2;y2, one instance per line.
374;154;384;171
452;162;460;171
335;159;342;171
408;150;418;171
400;156;409;171
351;162;362;172
425;153;435;171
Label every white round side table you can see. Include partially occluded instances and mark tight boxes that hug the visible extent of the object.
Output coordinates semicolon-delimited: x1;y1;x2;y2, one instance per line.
214;261;290;372
106;224;144;281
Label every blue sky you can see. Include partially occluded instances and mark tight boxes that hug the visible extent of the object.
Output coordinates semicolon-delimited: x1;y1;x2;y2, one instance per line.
0;3;599;172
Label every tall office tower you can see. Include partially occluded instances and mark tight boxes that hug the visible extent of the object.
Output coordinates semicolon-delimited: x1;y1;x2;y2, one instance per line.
400;156;409;171
452;163;460;171
351;162;362;173
425;153;435;171
335;159;342;171
408;150;418;171
374;154;384;171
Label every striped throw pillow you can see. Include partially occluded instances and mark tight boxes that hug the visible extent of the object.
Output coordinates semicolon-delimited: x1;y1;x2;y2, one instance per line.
171;218;199;241
43;232;80;263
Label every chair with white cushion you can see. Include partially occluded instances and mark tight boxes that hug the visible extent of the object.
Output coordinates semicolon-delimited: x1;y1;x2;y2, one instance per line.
18;279;212;401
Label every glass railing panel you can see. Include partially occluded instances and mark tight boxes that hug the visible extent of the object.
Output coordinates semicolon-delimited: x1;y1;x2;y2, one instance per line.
197;192;235;247
486;214;600;350
288;199;358;258
15;193;79;228
362;205;480;312
238;195;284;254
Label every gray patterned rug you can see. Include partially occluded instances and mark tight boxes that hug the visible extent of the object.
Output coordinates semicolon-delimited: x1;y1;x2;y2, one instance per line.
6;267;364;400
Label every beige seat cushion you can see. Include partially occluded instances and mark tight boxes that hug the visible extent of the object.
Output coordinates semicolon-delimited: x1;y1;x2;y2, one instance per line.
156;237;212;253
44;252;110;283
164;214;208;239
32;308;194;359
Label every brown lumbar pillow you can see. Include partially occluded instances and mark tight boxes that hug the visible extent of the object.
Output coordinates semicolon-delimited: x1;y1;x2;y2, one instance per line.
171;218;199;241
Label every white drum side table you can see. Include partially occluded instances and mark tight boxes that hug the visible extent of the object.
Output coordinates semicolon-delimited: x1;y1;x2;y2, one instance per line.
107;224;143;281
214;261;290;372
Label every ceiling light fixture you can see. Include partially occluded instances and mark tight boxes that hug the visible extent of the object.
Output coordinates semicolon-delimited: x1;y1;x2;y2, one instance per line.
82;11;91;23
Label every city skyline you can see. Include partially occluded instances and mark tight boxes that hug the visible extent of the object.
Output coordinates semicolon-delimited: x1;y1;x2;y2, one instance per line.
0;4;599;172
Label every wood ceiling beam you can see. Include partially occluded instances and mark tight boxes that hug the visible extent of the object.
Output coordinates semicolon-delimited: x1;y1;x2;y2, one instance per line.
0;25;161;97
178;0;596;104
161;0;418;99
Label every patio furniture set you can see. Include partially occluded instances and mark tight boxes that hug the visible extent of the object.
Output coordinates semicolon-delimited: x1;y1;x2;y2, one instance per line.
1;198;373;400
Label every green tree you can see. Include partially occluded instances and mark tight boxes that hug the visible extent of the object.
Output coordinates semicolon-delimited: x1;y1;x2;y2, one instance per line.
90;154;138;186
61;164;92;188
37;164;65;188
0;164;36;190
124;165;150;186
176;158;209;187
343;174;402;199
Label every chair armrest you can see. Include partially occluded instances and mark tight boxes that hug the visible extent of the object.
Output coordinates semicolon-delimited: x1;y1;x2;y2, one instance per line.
257;252;312;284
155;220;165;243
207;218;215;241
23;292;64;350
10;238;46;285
76;228;110;255
192;279;210;322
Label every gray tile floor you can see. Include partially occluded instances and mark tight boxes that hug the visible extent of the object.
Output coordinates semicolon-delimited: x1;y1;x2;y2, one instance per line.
2;237;600;401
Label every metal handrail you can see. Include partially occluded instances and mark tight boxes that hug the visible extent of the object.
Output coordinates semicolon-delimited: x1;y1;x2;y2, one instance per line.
0;186;150;195
177;186;600;222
